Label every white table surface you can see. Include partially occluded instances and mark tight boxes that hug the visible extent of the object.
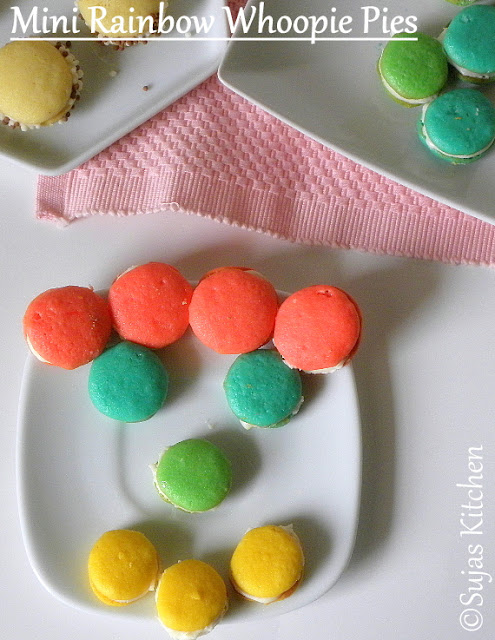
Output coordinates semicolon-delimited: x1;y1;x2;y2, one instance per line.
1;156;494;640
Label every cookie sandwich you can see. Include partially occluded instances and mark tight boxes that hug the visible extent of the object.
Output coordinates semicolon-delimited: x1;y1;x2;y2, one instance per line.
156;559;228;639
223;349;303;429
273;285;362;373
88;340;169;422
230;524;304;603
0;41;83;130
442;5;495;83
378;32;448;106
23;285;112;370
108;262;193;349
152;439;232;513
417;88;495;164
189;267;279;354
88;529;160;606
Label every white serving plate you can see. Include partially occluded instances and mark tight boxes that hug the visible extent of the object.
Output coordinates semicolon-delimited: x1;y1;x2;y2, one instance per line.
218;0;495;225
0;0;227;175
16;291;361;623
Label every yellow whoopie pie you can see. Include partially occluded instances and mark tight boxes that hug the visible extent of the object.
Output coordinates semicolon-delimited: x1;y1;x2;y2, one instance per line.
88;529;160;606
230;525;304;602
155;559;228;638
78;0;164;40
0;41;82;129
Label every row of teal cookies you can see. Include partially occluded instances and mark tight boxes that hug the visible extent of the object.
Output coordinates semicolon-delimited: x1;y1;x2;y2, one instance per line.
378;4;495;165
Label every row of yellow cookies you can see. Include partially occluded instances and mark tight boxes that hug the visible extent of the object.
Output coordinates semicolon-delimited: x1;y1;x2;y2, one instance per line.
88;524;305;638
0;2;166;130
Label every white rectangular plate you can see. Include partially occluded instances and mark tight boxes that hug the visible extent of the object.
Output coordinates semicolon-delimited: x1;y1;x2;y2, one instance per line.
0;1;227;175
16;292;361;623
218;0;495;225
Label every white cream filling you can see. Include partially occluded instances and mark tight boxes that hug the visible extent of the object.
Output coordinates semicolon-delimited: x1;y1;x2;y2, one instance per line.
420;104;495;159
378;58;439;105
279;354;347;374
26;335;50;364
114;264;138;281
234;588;280;604
158;614;224;640
240;396;304;430
303;359;347;374
201;267;265;282
113;581;157;604
447;60;495;81
0;115;41;131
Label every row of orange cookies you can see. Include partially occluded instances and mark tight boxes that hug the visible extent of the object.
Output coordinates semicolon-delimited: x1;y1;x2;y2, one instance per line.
23;262;362;371
88;524;304;638
0;2;167;129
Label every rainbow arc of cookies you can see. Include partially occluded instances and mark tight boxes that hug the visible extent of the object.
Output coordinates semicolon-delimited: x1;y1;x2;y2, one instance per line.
22;263;362;637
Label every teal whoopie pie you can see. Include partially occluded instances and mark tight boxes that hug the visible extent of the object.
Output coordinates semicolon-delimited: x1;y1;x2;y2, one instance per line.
417;88;495;164
88;340;169;422
442;5;495;83
223;349;303;429
378;32;448;107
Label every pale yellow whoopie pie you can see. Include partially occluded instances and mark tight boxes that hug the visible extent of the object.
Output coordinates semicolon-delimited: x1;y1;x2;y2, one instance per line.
155;559;228;639
0;41;83;130
78;0;167;49
230;525;304;603
88;529;160;607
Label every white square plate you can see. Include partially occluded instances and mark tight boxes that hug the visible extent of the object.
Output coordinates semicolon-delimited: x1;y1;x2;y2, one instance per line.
16;289;361;623
0;0;227;176
218;0;495;225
